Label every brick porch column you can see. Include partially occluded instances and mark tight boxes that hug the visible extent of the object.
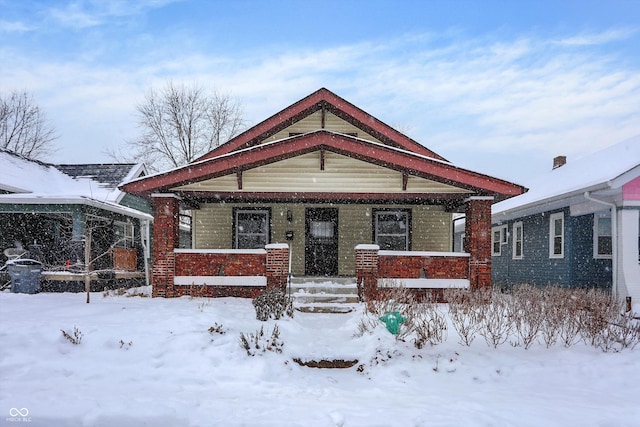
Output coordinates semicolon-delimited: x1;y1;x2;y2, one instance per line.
266;243;289;290
464;197;494;293
356;244;379;301
151;194;181;298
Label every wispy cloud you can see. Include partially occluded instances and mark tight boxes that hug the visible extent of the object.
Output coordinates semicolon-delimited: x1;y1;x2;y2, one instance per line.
552;27;637;46
1;26;638;183
0;20;33;33
47;0;182;29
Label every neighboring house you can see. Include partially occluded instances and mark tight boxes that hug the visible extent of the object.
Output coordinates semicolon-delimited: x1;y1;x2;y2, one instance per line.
121;88;525;299
0;149;153;291
491;136;640;302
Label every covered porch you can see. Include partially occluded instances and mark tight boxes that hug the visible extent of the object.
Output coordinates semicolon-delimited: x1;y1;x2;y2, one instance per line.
148;194;493;300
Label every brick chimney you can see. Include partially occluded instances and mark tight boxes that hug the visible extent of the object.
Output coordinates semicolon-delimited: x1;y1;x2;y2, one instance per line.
553;155;567;169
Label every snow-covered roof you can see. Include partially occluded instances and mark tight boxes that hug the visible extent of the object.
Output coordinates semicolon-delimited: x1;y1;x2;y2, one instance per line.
0;149;152;220
493;135;640;216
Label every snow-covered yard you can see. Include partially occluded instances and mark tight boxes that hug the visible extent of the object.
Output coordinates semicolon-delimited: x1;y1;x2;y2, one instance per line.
1;288;639;427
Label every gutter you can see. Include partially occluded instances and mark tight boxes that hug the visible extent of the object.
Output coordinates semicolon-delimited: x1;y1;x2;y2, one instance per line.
584;191;617;298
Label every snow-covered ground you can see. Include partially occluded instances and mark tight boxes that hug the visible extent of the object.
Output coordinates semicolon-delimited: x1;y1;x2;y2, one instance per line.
1;288;639;427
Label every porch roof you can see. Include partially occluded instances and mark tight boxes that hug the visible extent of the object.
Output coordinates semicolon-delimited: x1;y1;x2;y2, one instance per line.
121;130;525;206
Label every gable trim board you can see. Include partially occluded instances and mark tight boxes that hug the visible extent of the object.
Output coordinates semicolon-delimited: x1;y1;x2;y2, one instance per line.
123;130;525;202
197;88;447;162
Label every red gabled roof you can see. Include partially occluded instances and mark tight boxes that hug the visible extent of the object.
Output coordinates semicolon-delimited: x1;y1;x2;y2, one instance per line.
121;131;526;202
196;88;447;162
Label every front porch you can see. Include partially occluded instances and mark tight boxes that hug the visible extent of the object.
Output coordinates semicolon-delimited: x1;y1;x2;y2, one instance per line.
150;195;492;301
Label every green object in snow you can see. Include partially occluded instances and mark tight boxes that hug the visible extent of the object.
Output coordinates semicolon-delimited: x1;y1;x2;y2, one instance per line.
379;311;406;335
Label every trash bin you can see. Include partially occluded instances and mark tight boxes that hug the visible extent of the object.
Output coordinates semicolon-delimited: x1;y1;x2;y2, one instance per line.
8;259;42;294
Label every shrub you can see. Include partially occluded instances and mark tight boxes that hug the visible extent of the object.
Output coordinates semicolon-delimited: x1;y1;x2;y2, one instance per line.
208;323;225;335
508;284;544;349
252;288;294;321
239;325;283;356
61;326;83;345
409;302;448;348
446;289;484;346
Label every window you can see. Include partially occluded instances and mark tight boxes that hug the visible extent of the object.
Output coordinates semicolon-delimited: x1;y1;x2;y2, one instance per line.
491;225;507;256
374;209;410;251
594;212;612;258
114;222;135;249
549;212;564;258
512;222;523;259
234;209;270;249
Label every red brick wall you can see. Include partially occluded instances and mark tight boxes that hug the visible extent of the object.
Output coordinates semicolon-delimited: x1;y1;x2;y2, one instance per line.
378;255;469;279
465;198;492;292
175;252;266;276
170;284;264;299
156;245;289;298
266;245;289;289
355;246;379;301
151;195;180;298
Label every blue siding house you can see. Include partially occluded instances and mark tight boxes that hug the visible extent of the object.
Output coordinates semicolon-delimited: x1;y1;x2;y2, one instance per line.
491;136;640;303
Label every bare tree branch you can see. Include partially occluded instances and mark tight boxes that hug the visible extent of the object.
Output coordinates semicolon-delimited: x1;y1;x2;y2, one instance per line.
0;90;58;159
108;81;245;173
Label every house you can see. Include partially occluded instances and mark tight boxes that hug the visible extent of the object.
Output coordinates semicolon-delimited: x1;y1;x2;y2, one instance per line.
491;136;640;303
0;149;153;291
121;88;525;300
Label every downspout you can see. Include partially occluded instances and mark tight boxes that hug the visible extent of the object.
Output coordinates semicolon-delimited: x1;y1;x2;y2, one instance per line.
584;191;617;298
287;243;293;299
140;219;151;287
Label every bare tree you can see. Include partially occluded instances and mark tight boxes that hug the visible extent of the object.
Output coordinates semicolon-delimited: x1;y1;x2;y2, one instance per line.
111;81;245;173
0;90;58;159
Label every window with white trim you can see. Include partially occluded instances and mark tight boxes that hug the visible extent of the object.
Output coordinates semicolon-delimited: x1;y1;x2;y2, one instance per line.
594;212;612;258
549;212;564;258
512;222;523;259
114;221;135;249
234;209;270;249
491;225;507;256
374;209;410;251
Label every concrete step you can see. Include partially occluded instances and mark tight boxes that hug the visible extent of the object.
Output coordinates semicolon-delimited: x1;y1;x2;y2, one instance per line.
293;293;360;304
290;284;358;295
287;277;361;313
290;277;356;286
295;303;358;314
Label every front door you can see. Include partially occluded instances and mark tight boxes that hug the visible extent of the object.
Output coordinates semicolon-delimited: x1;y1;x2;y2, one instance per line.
305;208;338;276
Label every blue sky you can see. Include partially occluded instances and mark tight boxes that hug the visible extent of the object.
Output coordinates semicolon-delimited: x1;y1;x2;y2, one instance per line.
1;0;639;186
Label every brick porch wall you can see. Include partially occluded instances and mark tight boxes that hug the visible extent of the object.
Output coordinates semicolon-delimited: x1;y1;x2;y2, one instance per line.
356;197;492;302
464;197;493;293
151;195;180;298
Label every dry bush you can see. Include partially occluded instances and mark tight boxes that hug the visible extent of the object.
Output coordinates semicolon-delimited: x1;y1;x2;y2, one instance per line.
61;326;83;345
364;281;448;347
446;289;484;346
252;288;294;321
409;302;448;348
508;284;545;349
365;280;416;318
239;325;283;356
478;291;513;348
